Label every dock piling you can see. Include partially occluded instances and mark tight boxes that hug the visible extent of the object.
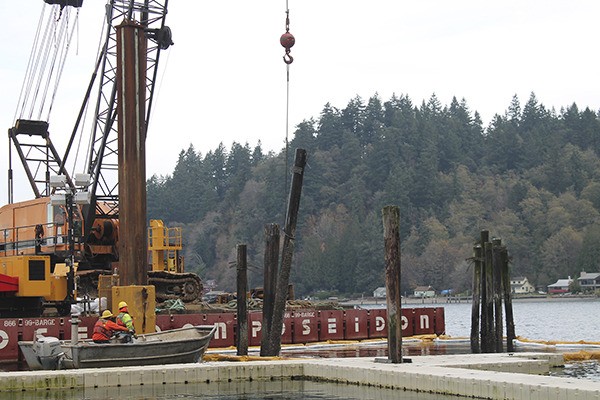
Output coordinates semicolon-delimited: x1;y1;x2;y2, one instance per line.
382;205;402;363
236;244;248;356
471;231;515;354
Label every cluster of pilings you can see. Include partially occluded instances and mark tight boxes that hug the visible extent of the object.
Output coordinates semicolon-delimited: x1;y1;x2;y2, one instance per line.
470;230;516;353
235;149;307;357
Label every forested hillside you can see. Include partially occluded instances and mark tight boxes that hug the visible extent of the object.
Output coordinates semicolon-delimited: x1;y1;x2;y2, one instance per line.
147;92;600;297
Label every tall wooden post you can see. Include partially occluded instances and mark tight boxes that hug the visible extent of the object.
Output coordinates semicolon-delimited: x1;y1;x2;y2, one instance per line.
501;245;516;352
269;149;307;355
492;238;504;353
236;244;248;356
484;237;495;352
383;205;402;363
261;224;280;356
116;21;147;286
479;231;489;352
470;244;482;353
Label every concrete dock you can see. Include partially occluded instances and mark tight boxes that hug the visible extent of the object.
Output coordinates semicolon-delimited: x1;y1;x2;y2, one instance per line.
2;352;600;399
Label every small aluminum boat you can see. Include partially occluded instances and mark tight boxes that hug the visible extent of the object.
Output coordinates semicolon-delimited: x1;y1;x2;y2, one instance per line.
18;324;216;370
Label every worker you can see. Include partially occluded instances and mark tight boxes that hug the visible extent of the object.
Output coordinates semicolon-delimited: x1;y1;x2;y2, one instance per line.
116;301;135;333
92;310;129;343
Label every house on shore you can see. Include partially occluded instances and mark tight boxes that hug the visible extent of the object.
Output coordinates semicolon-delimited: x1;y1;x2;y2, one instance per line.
547;277;573;294
510;277;535;294
373;287;386;298
577;271;600;292
413;286;435;298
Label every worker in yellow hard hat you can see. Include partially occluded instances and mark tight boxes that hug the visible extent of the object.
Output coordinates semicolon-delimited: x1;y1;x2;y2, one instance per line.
116;301;135;334
92;310;129;343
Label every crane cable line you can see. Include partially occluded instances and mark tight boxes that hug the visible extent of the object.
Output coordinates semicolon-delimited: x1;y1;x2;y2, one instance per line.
13;6;46;123
281;0;295;200
46;7;80;122
14;4;80;124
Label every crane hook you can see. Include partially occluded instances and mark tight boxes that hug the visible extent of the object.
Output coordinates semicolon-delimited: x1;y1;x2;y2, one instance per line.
280;32;295;64
283;51;294;65
280;10;295;64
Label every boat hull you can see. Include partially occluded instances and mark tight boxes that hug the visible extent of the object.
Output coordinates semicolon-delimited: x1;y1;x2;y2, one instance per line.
18;325;215;370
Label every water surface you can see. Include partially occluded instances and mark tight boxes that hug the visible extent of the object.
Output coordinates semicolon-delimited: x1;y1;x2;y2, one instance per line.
4;380;468;400
438;297;600;342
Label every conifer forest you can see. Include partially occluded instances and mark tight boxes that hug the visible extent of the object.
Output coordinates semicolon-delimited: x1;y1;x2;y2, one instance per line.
147;92;600;297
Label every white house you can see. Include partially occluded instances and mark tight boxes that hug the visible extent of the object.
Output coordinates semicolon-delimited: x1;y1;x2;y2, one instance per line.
510;277;535;294
413;286;435;298
547;277;573;294
577;271;600;292
373;287;386;298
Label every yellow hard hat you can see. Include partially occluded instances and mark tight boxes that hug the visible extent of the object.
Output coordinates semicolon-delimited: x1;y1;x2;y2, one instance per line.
118;301;128;309
101;310;113;318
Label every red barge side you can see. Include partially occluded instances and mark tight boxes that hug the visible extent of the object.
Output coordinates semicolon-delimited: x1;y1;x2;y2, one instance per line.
0;307;444;364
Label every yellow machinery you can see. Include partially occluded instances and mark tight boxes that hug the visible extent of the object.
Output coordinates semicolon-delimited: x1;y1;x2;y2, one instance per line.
0;208;201;317
148;219;184;273
147;220;203;303
0;255;70;317
0;197;119;298
0;196;119;316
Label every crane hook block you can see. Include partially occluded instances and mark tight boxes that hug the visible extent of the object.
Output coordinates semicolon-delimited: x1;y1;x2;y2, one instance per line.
280;32;295;64
280;32;295;50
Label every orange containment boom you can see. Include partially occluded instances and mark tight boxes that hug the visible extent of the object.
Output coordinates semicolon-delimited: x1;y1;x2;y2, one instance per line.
0;273;18;292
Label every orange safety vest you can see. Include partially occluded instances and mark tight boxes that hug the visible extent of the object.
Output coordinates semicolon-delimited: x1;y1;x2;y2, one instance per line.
92;318;112;341
92;318;128;341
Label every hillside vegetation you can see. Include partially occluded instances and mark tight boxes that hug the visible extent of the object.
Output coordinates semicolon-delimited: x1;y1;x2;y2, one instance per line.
147;92;600;297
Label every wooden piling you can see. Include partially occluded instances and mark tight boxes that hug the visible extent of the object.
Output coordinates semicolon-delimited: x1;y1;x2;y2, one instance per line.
472;230;516;354
479;231;489;352
116;21;148;286
501;245;516;352
492;238;504;353
261;224;280;356
382;205;402;363
269;149;307;355
236;244;248;356
470;244;482;353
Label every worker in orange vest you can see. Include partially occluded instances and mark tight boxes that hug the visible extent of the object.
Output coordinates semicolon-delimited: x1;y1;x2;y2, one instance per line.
92;310;129;343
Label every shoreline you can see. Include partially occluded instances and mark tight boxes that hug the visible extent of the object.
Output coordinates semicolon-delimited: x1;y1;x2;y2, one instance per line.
340;294;599;307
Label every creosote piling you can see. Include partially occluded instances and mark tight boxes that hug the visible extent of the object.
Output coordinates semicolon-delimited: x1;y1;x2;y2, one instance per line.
470;230;516;353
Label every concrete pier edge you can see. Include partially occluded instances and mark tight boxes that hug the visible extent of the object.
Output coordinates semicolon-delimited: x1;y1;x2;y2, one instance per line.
2;353;600;399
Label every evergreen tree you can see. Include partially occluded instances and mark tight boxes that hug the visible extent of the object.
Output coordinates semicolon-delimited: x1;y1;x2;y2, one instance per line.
316;103;343;150
360;94;384;146
341;95;365;138
205;143;228;202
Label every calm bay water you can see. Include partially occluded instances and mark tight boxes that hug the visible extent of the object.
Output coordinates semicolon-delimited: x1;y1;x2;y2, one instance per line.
434;297;600;342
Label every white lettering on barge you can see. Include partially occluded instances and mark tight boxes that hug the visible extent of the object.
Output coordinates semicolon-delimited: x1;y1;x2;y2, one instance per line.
0;330;7;350
23;319;56;327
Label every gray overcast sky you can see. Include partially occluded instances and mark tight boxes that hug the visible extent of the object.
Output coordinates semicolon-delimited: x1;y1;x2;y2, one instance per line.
1;1;599;202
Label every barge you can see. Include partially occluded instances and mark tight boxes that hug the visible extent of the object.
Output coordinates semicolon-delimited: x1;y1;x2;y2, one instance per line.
0;307;444;364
